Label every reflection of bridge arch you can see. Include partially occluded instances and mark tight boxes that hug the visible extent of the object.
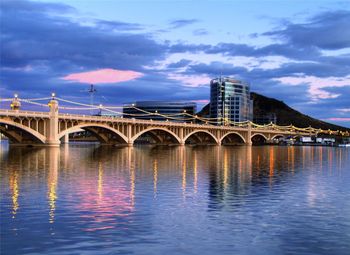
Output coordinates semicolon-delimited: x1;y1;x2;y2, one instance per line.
58;123;129;144
271;134;285;140
0;119;46;144
184;130;219;144
131;127;182;144
220;132;246;144
293;134;304;139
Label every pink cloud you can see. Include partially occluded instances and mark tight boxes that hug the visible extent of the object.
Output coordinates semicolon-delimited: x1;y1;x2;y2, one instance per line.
325;118;350;122
193;99;210;104
62;68;143;84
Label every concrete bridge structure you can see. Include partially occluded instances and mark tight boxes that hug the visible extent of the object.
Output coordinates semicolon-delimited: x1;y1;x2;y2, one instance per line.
0;98;337;147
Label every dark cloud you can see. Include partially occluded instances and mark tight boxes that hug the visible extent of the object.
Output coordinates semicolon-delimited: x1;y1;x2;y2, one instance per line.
1;0;75;13
263;10;350;50
0;0;172;103
187;62;248;77
169;19;199;29
168;42;321;60
95;20;144;31
167;59;192;68
193;28;208;36
169;43;211;53
0;0;167;73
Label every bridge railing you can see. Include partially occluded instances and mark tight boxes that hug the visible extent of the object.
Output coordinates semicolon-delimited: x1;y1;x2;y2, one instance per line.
0;109;50;118
57;112;254;130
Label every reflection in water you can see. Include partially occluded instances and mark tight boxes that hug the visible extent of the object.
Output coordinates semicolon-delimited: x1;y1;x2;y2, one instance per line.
98;162;103;199
193;151;198;193
9;171;19;218
1;143;350;255
48;148;59;224
181;146;186;195
153;158;158;197
223;148;228;190
129;147;135;207
269;146;274;177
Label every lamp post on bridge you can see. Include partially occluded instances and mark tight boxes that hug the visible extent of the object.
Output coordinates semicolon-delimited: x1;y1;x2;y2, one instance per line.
10;94;21;112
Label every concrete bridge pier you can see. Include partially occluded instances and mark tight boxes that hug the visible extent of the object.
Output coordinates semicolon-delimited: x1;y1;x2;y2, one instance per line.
247;122;252;146
46;97;60;147
61;134;69;144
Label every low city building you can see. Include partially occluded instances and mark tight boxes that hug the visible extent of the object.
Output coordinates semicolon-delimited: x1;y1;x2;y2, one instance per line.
253;113;277;125
123;101;196;122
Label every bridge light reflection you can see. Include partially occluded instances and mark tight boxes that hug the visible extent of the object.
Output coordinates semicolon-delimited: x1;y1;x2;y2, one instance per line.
129;148;135;207
98;162;103;200
153;159;158;197
181;147;186;196
269;147;274;177
193;151;198;193
223;149;228;189
9;171;19;218
47;148;59;224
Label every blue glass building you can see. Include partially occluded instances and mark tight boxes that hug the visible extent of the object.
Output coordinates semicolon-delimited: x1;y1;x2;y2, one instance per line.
210;77;253;124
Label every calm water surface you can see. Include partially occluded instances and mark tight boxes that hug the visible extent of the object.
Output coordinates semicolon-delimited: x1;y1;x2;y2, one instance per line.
1;142;350;255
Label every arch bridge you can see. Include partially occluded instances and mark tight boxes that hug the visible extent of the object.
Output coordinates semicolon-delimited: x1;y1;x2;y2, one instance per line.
0;98;343;147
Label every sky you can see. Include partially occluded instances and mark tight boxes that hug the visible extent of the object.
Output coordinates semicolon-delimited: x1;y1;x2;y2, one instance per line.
1;0;350;127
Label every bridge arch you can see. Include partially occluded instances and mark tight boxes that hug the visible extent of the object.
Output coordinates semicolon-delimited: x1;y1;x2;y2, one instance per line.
131;127;182;144
58;123;129;144
220;132;246;144
251;133;268;145
0;119;46;144
184;130;219;144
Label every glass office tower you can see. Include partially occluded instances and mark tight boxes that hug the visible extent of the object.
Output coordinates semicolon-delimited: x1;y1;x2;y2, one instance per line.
210;77;253;125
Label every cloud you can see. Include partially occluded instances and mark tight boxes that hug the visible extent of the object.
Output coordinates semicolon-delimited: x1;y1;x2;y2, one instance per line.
95;20;144;31
193;29;208;36
62;69;143;84
337;108;350;113
192;99;209;104
0;0;167;72
263;10;350;50
187;61;248;77
168;73;211;87
324;117;350;122
1;0;75;14
169;19;199;29
167;59;192;68
273;75;350;100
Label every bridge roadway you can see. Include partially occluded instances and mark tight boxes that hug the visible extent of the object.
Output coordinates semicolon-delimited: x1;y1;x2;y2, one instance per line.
0;99;316;147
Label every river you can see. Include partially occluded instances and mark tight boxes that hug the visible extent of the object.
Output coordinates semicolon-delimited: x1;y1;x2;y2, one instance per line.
1;142;350;255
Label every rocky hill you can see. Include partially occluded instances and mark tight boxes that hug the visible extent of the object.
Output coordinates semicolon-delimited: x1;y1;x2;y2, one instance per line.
197;92;349;132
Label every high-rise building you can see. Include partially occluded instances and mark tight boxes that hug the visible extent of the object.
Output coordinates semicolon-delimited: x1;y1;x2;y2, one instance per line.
210;77;253;124
123;101;196;122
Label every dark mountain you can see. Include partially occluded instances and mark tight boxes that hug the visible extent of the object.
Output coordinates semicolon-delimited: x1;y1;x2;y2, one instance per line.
197;92;349;132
